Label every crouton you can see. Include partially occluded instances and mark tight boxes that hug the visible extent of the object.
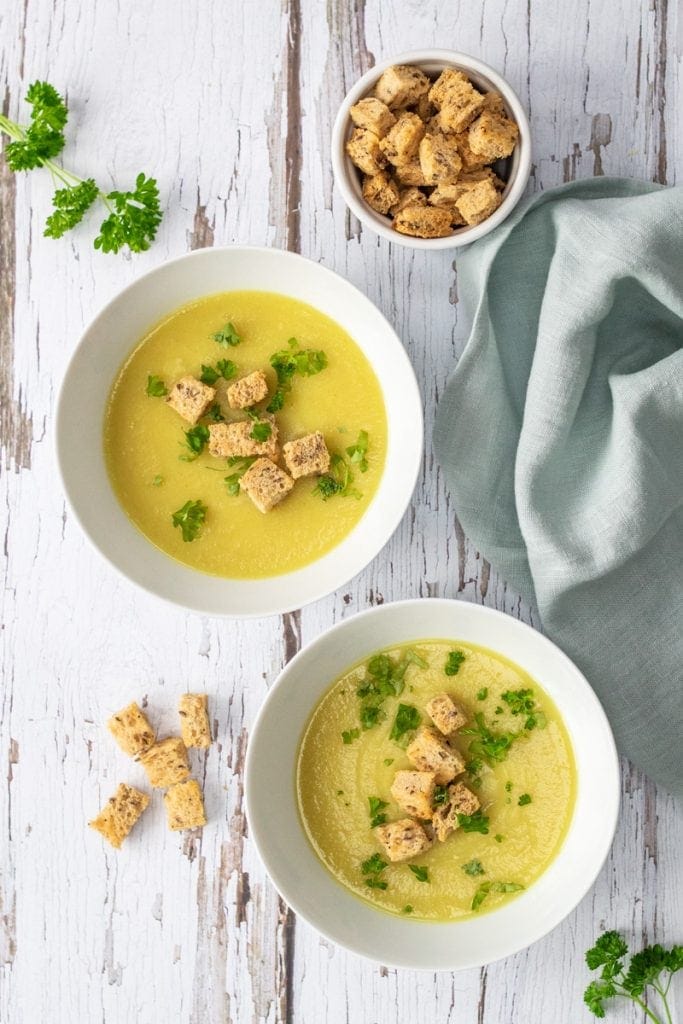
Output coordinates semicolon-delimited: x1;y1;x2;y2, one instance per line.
455;178;502;226
166;376;216;425
346;127;386;176
418;132;463;185
379;112;425;166
349;97;396;138
391;770;436;819
107;702;155;757
428;68;470;110
138;737;190;789
373;64;431;110
393;205;453;239
406;726;465;783
89;783;149;849
429;171;503;209
374;818;433;863
389;186;427;217
362;172;401;215
482;90;506;115
227;370;269;409
178;693;211;749
393;159;427;187
468;110;519;161
454;130;487;172
207;419;279;459
282;432;330;479
240;458;294;513
426;693;468;736
163;780;207;831
414;92;435;122
432;782;481;842
429;70;485;133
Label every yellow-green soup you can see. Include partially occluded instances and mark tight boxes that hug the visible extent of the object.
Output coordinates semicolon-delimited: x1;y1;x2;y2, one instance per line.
104;291;387;578
297;640;576;921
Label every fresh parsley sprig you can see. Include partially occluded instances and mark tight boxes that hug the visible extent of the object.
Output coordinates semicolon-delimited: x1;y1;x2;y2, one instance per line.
0;81;162;254
472;880;523;912
171;499;207;542
267;337;327;412
584;931;682;1022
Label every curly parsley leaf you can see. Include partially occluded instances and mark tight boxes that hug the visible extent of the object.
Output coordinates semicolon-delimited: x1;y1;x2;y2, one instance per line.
389;703;421;744
224;456;256;496
171;499;207;542
249;420;272;443
94;173;162;254
44;178;99;238
460;711;517;764
584;930;682;1022
501;688;547;730
518;793;532;806
181;424;210;460
472;881;523;912
368;796;389;828
444;649;466;675
5;81;68;170
409;865;429;883
346;429;369;472
341;727;360;745
313;453;360;501
462;859;485;876
267;337;327;411
457;810;490;834
146;374;168;397
212;322;241;348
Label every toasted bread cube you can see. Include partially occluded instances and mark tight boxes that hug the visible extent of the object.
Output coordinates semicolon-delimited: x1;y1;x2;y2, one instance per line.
389;186;427;217
394;159;427;187
468;110;519;161
374;818;433;863
346;127;386;176
428;68;469;109
163;779;207;831
391;770;436;819
179;693;211;749
373;64;430;110
432;782;480;842
482;91;506;115
429;70;485;132
379;112;425;166
414;92;435;121
427;184;468;224
240;458;294;513
394;205;453;239
454;130;487;172
429;170;503;208
282;432;330;479
418;132;463;185
426;693;468;736
89;783;149;849
207;419;279;459
107;702;155;757
361;171;401;215
166;376;216;425
455;178;502;226
407;726;465;784
349;97;396;138
138;737;190;788
227;370;269;410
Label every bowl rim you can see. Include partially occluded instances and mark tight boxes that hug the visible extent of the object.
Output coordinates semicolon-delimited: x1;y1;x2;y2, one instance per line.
331;48;532;250
54;246;424;618
245;598;621;969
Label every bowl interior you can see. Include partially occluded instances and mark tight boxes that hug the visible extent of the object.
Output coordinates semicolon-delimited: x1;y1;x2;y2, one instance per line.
245;600;619;970
56;248;423;617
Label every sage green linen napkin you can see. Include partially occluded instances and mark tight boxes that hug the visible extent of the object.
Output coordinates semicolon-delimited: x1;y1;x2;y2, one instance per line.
434;178;683;796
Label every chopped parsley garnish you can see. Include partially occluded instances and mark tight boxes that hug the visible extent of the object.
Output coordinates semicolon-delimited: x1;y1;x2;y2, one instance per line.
402;905;413;914
347;650;426;740
249;420;272;442
341;727;360;745
312;453;360;501
212;322;241;347
383;758;394;767
171;499;207;542
465;758;484;786
346;429;370;472
199;364;220;385
146;374;167;397
501;688;547;730
267;337;327;411
444;650;466;676
181;424;210;460
217;359;237;379
461;712;517;764
476;687;488;701
433;784;449;807
462;859;485;877
224;456;256;496
152;475;164;487
408;865;429;883
583;930;683;1022
205;403;225;422
365;878;388;890
361;853;387;875
368;796;389;828
457;810;490;834
360;704;385;730
389;703;421;743
494;834;504;843
505;780;513;792
472;881;524;912
518;793;532;806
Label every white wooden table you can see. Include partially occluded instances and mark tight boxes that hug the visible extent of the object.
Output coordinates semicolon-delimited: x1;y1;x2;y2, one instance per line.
1;1;681;1021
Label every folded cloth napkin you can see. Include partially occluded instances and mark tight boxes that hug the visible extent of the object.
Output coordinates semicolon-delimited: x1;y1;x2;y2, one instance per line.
434;178;683;797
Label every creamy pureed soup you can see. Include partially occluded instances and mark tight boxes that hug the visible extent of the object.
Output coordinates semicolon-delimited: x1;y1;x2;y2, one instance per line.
104;291;387;578
297;640;576;921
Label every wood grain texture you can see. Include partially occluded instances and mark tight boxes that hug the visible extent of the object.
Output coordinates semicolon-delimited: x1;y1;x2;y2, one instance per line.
0;0;681;1022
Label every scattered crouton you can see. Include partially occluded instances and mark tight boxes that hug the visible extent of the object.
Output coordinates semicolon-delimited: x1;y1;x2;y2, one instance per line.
166;376;216;425
393;158;427;187
389;186;427;217
163;780;207;831
414;92;434;121
430;70;485;133
418;131;463;185
394;205;453;239
207;419;279;459
379;112;425;166
178;693;211;749
374;818;433;863
346;127;386;176
427;68;470;110
454;130;488;172
107;702;156;757
282;432;330;479
455;178;502;226
426;693;468;736
227;370;269;409
481;91;506;115
362;171;401;215
432;782;481;842
468;110;519;161
138;737;190;789
406;726;465;784
349;96;396;137
391;770;436;819
240;457;294;513
373;64;431;109
89;783;149;849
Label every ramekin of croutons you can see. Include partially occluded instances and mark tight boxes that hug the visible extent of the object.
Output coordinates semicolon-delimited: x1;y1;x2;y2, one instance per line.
332;50;531;249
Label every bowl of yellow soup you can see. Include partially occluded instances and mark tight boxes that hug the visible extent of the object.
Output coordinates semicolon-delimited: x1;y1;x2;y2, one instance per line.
56;247;422;616
245;599;620;970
